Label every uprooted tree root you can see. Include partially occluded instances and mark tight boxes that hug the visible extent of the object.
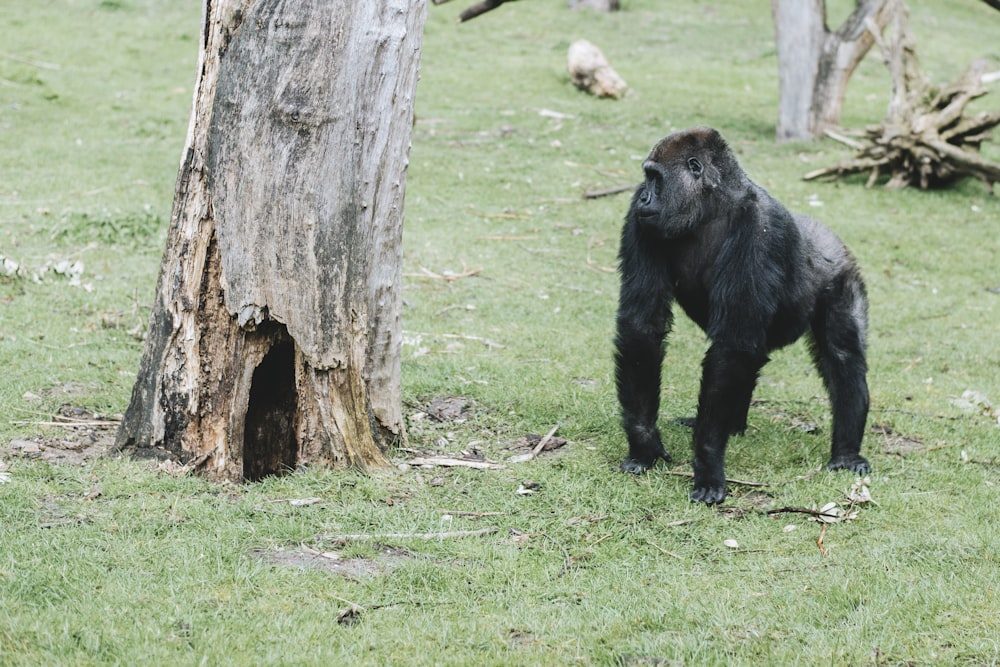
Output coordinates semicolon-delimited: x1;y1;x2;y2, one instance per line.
804;2;1000;192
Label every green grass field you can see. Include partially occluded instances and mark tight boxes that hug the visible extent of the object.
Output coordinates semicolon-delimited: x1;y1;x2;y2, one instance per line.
2;0;999;664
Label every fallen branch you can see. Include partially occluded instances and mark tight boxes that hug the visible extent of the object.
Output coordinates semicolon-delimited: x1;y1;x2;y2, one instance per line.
318;526;500;546
582;183;637;199
408;456;504;470
431;0;519;22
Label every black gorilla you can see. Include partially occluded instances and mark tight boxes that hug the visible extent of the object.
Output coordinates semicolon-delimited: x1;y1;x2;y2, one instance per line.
615;127;870;504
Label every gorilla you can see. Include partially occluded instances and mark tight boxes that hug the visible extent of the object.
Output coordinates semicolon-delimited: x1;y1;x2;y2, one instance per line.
614;126;870;504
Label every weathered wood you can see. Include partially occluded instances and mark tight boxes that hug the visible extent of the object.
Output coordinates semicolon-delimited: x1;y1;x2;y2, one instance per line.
116;0;427;479
804;3;1000;192
772;0;894;141
567;40;627;99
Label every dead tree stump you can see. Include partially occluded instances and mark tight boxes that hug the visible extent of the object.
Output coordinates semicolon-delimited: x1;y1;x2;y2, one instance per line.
115;0;427;480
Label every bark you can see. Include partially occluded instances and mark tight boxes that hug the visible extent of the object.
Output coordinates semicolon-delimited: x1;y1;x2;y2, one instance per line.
116;0;427;480
772;0;895;141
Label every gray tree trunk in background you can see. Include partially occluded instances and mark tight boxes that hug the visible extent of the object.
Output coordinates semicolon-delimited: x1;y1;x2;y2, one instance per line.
116;0;427;481
772;0;895;141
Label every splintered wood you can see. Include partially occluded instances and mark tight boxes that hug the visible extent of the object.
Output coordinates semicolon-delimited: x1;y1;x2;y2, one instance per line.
804;3;1000;192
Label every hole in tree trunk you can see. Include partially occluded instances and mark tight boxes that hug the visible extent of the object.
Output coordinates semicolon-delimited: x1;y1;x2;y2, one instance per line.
243;340;297;481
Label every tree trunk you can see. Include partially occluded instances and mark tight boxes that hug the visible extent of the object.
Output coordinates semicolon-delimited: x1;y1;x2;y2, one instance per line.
772;0;895;141
115;0;427;481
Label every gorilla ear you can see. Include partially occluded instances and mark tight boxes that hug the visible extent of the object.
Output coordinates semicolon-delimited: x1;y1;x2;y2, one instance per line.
703;164;722;191
687;157;704;177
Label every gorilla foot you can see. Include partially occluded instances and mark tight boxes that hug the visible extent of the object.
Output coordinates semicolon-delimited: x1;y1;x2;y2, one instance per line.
689;483;727;505
620;451;670;474
827;455;871;476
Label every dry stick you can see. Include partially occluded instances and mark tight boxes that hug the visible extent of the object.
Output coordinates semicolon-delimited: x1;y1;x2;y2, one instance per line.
660;469;769;488
582;183;637;199
409;456;504;470
318;526;500;545
403;267;482;282
405;331;504;349
647;540;684;560
817;523;829;557
11;420;120;429
438;510;505;518
457;0;518;22
509;423;560;463
766;506;842;520
0;51;60;70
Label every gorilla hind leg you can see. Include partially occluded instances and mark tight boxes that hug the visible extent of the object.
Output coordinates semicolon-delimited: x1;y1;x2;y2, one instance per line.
809;276;871;475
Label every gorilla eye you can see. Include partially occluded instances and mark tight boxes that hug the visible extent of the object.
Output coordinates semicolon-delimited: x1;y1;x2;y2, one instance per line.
687;157;704;177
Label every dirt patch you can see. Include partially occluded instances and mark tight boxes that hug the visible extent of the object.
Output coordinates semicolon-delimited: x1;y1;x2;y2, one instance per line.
871;424;925;455
421;396;471;422
507;432;568;453
3;405;117;466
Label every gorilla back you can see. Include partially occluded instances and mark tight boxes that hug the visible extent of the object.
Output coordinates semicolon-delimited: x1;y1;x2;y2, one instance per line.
614;127;870;504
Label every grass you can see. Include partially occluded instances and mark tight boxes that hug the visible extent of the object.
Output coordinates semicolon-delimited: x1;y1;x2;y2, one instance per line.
2;0;1000;664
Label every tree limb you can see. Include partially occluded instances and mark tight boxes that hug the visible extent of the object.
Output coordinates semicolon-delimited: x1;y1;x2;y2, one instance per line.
440;0;519;22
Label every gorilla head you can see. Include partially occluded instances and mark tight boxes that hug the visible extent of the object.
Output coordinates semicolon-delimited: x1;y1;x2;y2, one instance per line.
630;127;743;239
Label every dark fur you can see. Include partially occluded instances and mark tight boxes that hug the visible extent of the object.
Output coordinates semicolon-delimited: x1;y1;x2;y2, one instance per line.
615;127;870;504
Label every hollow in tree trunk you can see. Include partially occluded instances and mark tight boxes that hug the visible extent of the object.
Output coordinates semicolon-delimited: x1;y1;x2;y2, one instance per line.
115;0;427;481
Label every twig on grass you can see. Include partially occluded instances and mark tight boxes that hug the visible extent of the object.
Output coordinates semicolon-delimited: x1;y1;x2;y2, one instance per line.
409;456;504;470
479;235;537;240
317;526;500;546
508;423;560;463
11;419;120;429
582;183;637;199
817;523;829;556
647;540;684;560
766;506;843;521
405;331;505;350
0;51;60;70
438;510;505;518
404;266;482;282
660;469;769;488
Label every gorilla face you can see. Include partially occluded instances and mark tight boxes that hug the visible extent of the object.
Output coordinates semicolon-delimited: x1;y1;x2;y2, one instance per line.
629;127;730;240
